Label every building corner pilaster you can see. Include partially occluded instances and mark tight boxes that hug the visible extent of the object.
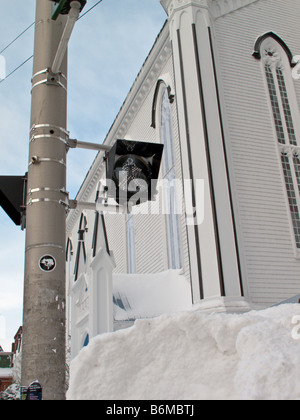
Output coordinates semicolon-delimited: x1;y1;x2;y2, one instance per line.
159;0;245;307
160;0;212;30
160;0;210;17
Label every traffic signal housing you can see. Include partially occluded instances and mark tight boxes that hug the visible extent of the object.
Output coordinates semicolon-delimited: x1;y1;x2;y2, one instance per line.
0;174;27;228
50;0;87;20
106;140;164;206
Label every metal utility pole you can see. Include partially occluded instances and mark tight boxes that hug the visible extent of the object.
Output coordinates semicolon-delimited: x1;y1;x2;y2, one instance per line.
21;0;68;400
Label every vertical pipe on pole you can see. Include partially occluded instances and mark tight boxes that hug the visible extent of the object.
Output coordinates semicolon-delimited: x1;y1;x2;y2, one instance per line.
52;1;81;74
22;0;68;400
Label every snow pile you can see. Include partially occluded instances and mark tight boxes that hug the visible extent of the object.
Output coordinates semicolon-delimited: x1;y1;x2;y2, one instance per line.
113;270;193;321
67;304;300;400
0;384;20;400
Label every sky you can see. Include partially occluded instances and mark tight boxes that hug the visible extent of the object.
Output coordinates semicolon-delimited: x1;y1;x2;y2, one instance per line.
0;0;167;351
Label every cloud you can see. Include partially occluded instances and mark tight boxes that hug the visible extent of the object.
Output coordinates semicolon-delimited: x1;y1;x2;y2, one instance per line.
0;292;23;312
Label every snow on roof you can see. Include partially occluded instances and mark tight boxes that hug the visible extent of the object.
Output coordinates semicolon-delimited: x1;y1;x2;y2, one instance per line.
113;270;193;321
0;368;13;379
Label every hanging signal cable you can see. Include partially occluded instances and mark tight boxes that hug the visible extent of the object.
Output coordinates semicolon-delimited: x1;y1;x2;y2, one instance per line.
0;0;104;85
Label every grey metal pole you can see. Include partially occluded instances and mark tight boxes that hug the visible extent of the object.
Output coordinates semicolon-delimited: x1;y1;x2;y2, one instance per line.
21;0;68;400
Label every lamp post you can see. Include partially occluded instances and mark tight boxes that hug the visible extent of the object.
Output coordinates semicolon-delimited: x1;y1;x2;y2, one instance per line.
21;0;69;400
20;0;163;401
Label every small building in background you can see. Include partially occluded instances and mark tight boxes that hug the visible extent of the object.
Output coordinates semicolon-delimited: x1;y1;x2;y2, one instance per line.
0;351;13;392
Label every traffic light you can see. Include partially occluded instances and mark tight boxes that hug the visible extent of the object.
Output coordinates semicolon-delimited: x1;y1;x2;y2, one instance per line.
50;0;87;20
0;174;27;228
106;140;164;206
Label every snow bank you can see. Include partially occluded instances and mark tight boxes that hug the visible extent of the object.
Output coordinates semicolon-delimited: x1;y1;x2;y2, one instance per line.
67;304;300;400
0;384;21;400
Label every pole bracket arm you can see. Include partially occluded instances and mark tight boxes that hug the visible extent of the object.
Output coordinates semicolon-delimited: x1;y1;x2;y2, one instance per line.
67;139;112;152
31;68;67;91
52;1;82;74
69;199;131;214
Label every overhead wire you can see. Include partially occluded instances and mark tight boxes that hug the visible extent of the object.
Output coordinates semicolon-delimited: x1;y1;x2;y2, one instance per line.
0;21;35;84
77;0;104;20
0;22;35;55
0;55;34;84
0;0;104;85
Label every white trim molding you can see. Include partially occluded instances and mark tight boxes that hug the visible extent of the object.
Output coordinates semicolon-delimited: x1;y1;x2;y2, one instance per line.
160;0;260;19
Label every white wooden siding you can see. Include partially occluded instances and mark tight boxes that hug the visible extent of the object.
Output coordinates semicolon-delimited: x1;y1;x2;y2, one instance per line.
105;213;128;273
214;0;300;306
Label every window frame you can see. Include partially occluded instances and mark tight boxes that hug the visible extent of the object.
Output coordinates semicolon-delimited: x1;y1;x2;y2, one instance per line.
160;86;183;270
126;214;136;274
259;36;300;257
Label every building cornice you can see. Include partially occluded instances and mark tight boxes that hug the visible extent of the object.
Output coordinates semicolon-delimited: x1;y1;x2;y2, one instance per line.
160;0;260;18
160;0;209;16
210;0;259;18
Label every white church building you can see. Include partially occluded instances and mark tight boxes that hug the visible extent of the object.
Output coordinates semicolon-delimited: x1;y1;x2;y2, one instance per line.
66;0;300;357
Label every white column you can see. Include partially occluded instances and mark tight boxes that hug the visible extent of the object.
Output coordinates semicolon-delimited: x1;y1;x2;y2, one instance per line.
89;249;114;338
160;0;248;311
22;0;68;399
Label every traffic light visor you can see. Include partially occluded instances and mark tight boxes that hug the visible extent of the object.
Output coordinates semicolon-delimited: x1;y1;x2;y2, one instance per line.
107;140;164;206
0;175;27;226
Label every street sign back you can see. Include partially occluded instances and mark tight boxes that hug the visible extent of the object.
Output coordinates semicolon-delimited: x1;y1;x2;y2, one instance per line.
51;0;68;20
51;0;87;20
26;381;43;401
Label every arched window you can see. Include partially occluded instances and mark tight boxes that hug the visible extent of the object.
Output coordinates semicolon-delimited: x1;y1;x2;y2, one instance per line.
161;88;182;269
256;34;300;250
83;334;89;348
127;214;136;274
74;213;88;281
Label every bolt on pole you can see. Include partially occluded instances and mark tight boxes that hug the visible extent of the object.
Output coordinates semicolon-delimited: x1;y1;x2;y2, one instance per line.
21;0;68;400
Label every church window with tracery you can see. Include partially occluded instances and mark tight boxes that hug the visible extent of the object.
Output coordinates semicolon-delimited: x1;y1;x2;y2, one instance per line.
161;87;182;269
259;35;300;250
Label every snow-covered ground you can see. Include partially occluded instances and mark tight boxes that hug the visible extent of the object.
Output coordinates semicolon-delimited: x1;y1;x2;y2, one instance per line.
67;304;300;400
